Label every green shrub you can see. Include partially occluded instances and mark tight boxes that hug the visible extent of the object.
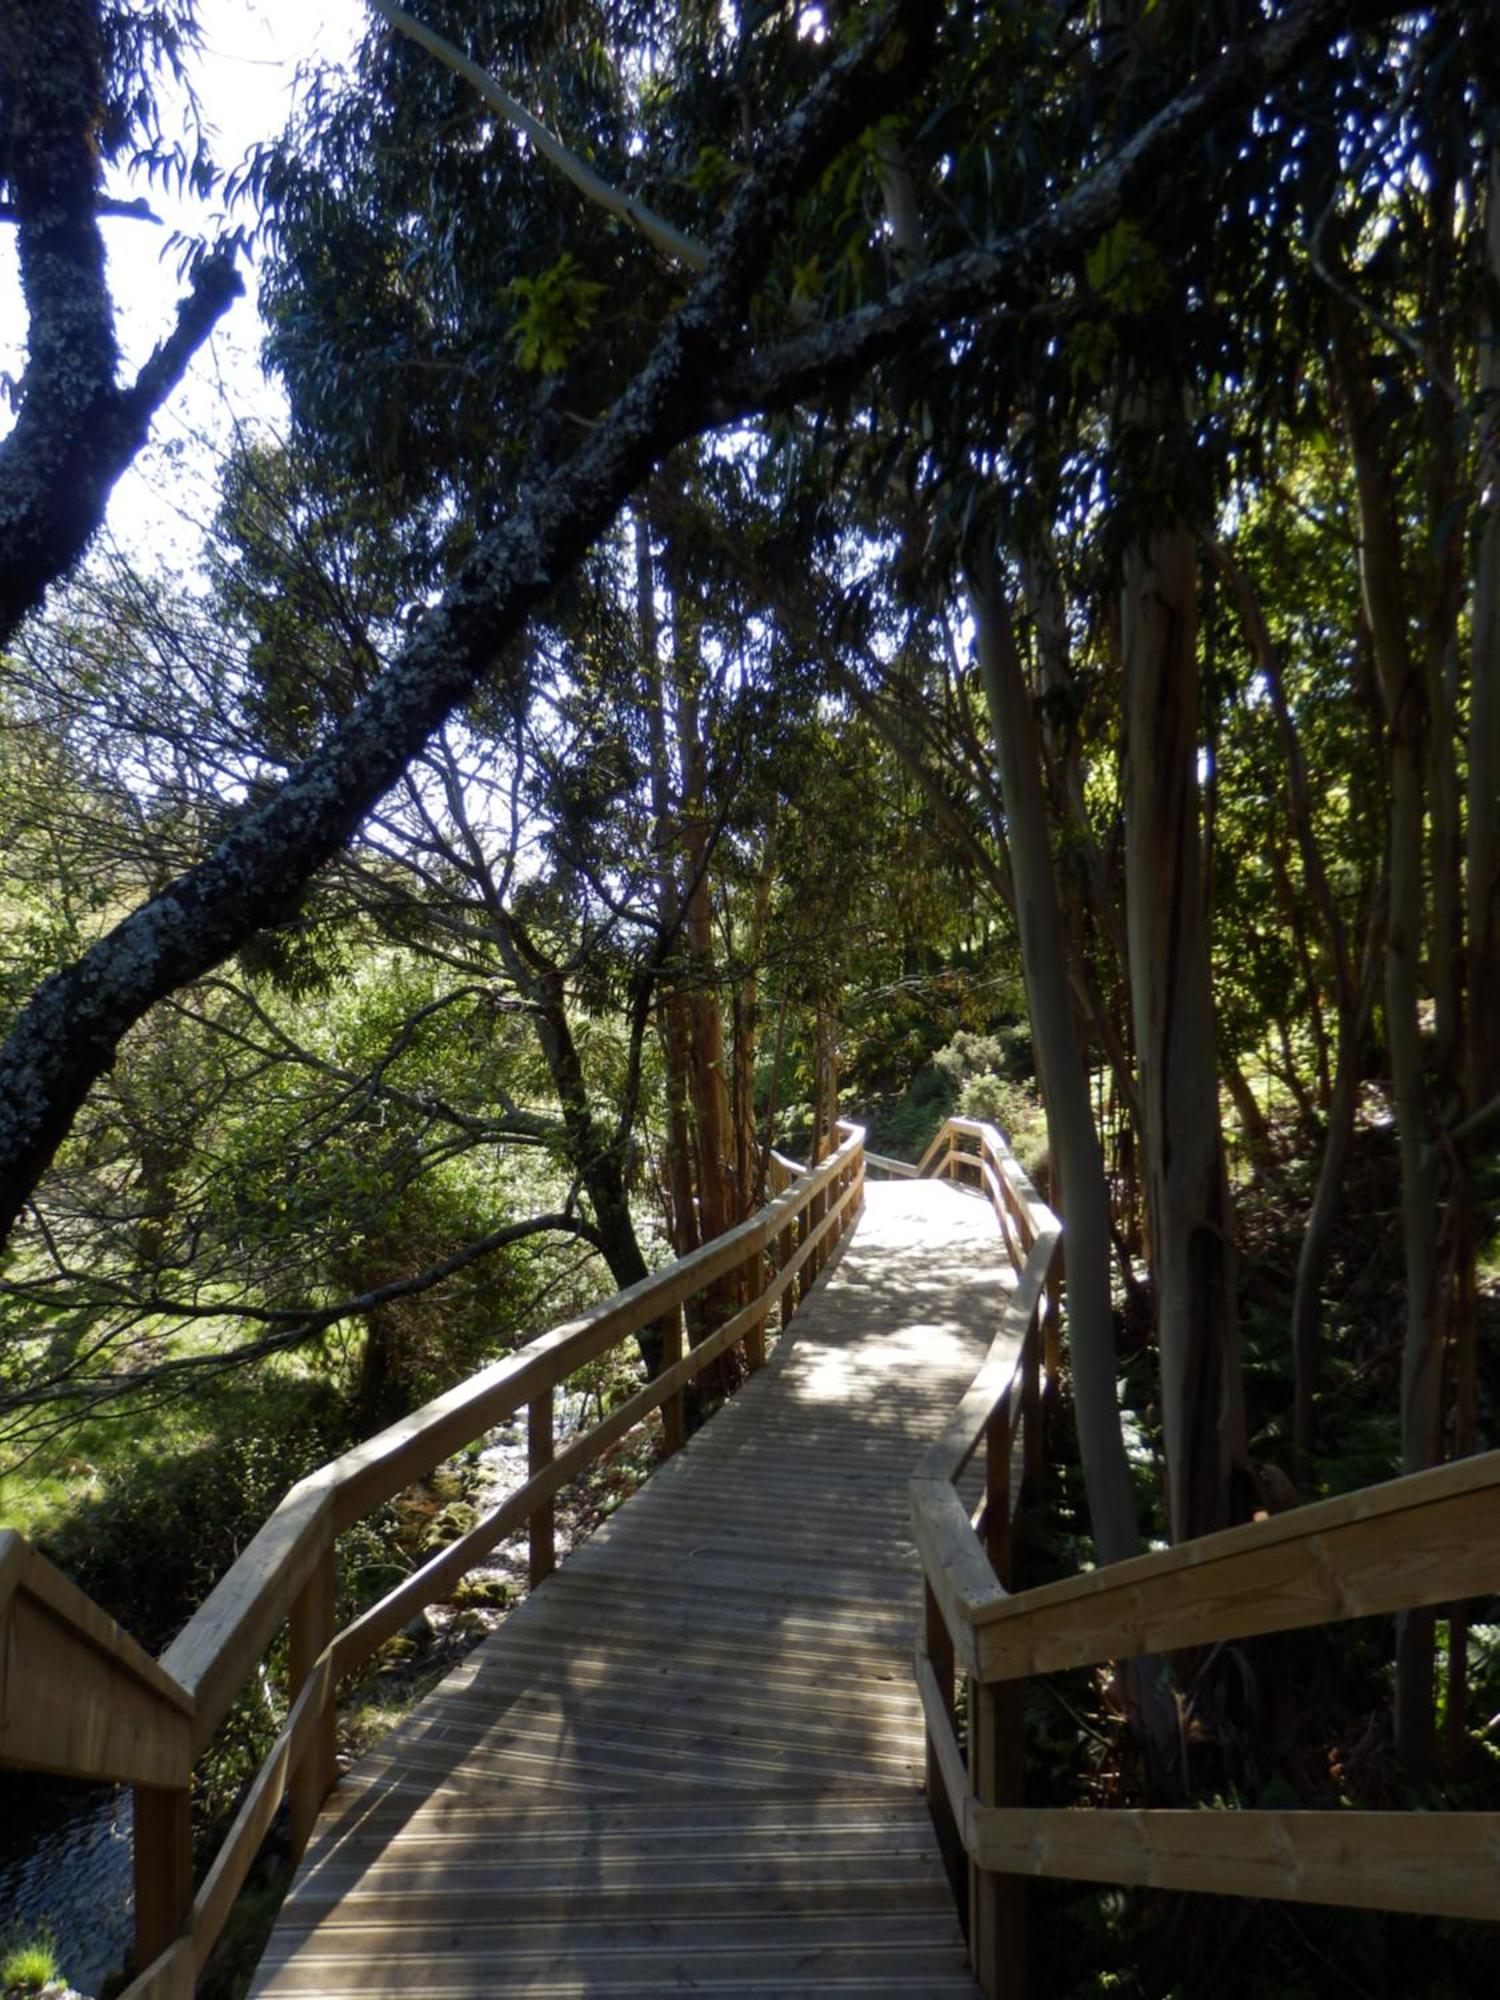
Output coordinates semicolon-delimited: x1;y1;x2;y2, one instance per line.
956;1072;1050;1177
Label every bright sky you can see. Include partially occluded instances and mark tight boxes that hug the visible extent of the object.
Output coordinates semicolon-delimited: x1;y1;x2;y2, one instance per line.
1;0;367;576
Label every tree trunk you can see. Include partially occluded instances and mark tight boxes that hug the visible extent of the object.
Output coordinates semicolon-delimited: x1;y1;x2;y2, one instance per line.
638;508;700;1259
966;554;1143;1569
1450;145;1500;1767
1329;305;1441;1773
1470;152;1500;1120
1118;405;1247;1545
672;606;737;1248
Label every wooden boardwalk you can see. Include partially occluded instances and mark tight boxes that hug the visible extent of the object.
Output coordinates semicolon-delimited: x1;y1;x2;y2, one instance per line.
251;1179;1015;1997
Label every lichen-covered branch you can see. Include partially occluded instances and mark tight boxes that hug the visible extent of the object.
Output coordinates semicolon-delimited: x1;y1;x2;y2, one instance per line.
0;0;933;1248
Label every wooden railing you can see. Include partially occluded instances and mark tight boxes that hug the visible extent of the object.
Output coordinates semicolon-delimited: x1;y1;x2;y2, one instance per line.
910;1125;1500;1995
0;1123;866;2000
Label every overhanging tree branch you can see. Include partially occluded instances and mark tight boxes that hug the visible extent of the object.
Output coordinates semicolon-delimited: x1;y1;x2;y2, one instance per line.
370;0;710;271
0;0;1400;1251
0;1208;599;1414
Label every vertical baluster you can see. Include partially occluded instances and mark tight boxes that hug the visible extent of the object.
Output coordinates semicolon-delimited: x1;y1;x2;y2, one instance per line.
745;1242;768;1372
661;1304;685;1453
778;1205;797;1331
528;1391;555;1586
288;1540;338;1859
133;1781;192;1970
1022;1319;1044;1507
923;1580;965;1913
1044;1247;1063;1389
967;1675;1025;1999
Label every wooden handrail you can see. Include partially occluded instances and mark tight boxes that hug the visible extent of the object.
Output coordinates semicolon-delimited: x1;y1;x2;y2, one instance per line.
909;1120;1500;1996
2;1124;866;1998
0;1530;194;1788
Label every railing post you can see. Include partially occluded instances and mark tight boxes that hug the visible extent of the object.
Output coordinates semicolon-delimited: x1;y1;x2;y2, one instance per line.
744;1242;768;1372
796;1200;813;1303
288;1540;338;1860
528;1391;555;1586
661;1304;685;1453
778;1205;797;1330
1044;1251;1063;1390
1022;1325;1044;1506
968;1675;1025;2000
133;1781;193;1971
972;1407;1025;1998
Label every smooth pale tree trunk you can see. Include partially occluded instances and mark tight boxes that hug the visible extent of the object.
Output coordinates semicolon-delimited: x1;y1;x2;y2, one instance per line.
966;554;1142;1569
1449;149;1500;1764
1021;539;1144;1148
1420;146;1465;1102
875;134;1144;1575
673;648;737;1248
1330;306;1441;1773
637;510;700;1257
1118;414;1247;1545
1470;153;1500;1121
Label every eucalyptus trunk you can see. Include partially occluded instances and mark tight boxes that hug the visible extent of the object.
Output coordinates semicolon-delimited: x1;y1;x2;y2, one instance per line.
1470;153;1500;1120
1118;409;1246;1545
1330;306;1441;1774
637;511;699;1257
966;553;1142;1569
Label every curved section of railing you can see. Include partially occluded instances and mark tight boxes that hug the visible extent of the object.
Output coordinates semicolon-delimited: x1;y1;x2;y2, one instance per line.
909;1122;1500;1999
0;1123;866;2000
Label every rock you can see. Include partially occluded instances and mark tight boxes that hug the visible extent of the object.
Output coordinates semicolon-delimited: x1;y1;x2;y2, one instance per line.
451;1574;510;1609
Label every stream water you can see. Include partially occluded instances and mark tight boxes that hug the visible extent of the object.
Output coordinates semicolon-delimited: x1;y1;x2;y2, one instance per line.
0;1774;132;1996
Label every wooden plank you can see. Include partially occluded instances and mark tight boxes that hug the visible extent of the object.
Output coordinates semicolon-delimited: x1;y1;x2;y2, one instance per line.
973;1452;1500;1679
134;1784;193;1968
192;1645;338;1971
915;1245;1053;1485
978;1155;1025;1269
0;1530;26;1623
288;1549;338;1859
115;1939;193;2000
5;1538;191;1711
659;1303;685;1455
163;1481;332;1756
967;1677;1024;1999
166;1128;867;1758
528;1391;555;1587
248;1177;996;2000
1;1589;191;1787
914;1645;971;1856
967;1806;1500;1922
328;1192;861;1682
910;1480;1007;1677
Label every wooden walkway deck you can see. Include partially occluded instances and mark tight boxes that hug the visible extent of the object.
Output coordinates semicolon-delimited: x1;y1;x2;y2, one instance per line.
251;1179;1015;1997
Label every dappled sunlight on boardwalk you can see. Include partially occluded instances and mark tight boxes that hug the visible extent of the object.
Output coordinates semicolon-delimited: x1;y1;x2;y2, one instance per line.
251;1180;1012;1998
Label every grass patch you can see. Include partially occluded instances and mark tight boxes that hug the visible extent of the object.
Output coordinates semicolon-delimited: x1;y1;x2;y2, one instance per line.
1;1929;60;1994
